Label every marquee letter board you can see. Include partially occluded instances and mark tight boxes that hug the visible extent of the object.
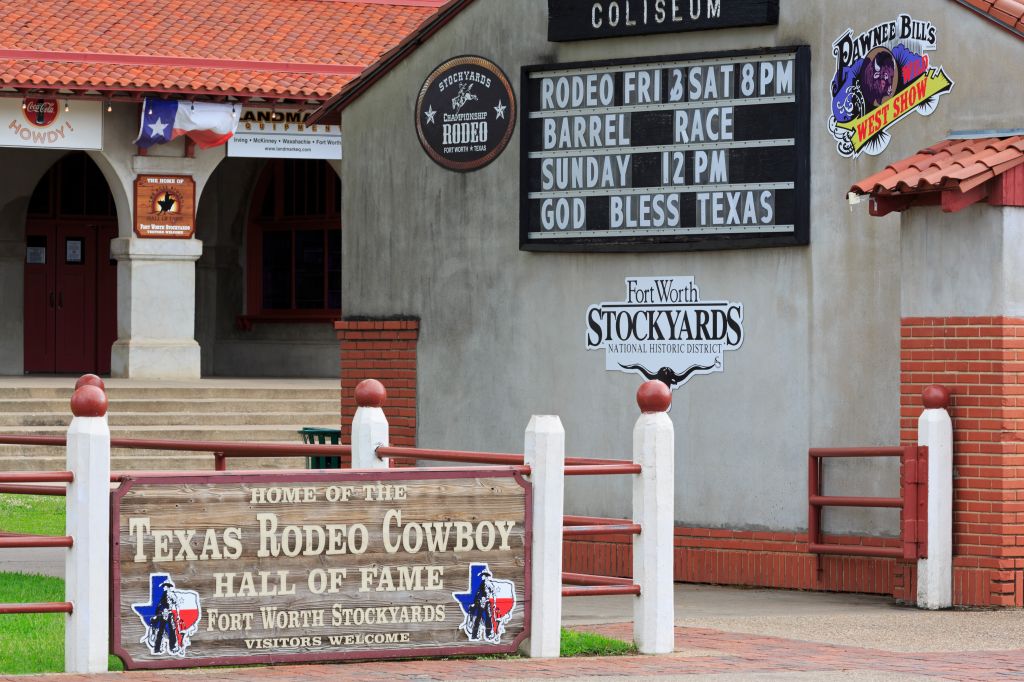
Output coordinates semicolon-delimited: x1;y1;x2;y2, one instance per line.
111;470;530;669
520;46;810;253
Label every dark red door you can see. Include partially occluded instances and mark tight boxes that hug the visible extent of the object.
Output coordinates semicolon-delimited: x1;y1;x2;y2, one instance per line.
24;221;116;374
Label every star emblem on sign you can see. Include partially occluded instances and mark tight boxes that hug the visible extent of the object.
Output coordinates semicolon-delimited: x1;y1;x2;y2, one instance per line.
494;101;507;120
424;106;437;125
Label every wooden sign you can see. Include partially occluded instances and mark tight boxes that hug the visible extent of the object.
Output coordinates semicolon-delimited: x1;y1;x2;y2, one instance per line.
111;470;530;669
548;0;780;42
520;46;810;252
134;175;195;238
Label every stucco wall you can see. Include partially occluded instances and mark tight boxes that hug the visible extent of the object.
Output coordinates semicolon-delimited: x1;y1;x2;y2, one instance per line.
340;0;1023;532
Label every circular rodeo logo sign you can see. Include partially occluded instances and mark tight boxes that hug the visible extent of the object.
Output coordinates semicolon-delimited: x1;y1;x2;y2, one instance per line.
415;55;516;172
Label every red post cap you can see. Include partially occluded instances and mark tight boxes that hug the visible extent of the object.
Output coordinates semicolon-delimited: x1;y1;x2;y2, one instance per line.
637;380;672;413
74;374;105;391
71;385;108;418
354;379;387;408
922;384;951;410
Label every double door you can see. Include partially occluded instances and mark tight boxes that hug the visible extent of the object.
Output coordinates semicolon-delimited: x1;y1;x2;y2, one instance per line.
24;221;117;374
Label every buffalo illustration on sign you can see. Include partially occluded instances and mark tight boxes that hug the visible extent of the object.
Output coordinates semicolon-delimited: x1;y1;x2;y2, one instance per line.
586;276;743;389
415;55;517;172
828;14;953;158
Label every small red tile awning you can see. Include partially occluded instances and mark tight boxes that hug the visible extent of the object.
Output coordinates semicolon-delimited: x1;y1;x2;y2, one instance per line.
849;136;1024;216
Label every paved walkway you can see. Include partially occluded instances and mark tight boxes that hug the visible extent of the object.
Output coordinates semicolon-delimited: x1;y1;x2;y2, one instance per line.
2;584;1023;680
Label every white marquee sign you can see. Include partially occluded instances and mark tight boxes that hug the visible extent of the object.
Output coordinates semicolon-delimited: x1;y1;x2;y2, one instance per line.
585;275;744;389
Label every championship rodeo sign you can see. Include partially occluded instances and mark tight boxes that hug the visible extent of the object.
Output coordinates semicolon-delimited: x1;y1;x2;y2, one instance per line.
111;470;530;668
586;275;743;389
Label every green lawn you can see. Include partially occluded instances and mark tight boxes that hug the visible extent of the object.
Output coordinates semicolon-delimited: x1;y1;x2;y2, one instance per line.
561;627;638;657
0;493;66;536
0;572;123;673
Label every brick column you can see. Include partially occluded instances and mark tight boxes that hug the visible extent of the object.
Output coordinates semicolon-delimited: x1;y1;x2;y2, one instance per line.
901;316;1024;606
335;318;419;451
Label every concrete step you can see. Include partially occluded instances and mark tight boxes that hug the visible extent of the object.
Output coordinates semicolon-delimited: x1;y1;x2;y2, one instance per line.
0;425;331;441
0;387;339;400
0;412;340;427
0;398;338;413
0;452;319;472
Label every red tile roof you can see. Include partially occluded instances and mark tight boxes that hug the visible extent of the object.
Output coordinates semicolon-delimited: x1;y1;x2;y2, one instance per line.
0;0;446;101
950;0;1024;39
850;136;1024;196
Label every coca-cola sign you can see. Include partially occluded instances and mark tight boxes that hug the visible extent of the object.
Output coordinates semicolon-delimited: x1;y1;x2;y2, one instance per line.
22;98;57;127
2;98;102;150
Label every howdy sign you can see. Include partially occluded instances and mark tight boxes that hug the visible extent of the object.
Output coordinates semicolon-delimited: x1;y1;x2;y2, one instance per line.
111;470;530;668
586;275;743;389
1;98;102;150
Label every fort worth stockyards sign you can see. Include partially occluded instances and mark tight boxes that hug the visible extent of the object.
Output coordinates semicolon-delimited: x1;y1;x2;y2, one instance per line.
415;55;517;172
112;470;529;668
586;276;743;389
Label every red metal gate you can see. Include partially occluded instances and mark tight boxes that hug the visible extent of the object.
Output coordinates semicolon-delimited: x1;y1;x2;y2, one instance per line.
808;445;928;564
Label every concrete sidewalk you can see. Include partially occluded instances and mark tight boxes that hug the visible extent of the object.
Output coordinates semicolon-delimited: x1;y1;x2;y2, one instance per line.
2;580;1023;679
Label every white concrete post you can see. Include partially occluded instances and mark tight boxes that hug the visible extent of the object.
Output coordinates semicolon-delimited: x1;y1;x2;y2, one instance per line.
917;385;953;609
523;415;564;658
633;381;675;654
350;379;390;469
64;383;111;673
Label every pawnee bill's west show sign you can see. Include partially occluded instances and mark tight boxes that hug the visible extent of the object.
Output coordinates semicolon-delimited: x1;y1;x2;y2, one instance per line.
828;14;953;158
111;471;529;668
415;55;517;172
521;46;810;252
586;276;743;389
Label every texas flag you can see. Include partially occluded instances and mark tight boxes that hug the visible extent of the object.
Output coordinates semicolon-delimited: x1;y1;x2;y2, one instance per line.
135;98;239;149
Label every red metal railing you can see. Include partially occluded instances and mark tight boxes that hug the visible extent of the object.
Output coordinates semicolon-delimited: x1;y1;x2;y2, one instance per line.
376;445;644;597
808;445;928;563
0;472;75;615
0;434;351;472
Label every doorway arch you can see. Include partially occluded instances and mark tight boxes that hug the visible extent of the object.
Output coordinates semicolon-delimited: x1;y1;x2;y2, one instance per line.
24;152;118;374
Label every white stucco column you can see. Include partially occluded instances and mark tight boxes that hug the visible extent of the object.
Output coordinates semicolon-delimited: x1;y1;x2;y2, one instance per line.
64;382;110;673
351;379;390;469
110;237;203;378
917;385;953;610
633;380;675;654
101;147;224;379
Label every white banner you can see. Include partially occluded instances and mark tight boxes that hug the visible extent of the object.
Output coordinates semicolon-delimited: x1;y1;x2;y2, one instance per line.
227;108;341;160
0;98;103;150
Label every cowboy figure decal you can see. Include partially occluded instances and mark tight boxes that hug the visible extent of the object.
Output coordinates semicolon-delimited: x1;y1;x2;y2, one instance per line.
131;574;202;657
452;563;517;644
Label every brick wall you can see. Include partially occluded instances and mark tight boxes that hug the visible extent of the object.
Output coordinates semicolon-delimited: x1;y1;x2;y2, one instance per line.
336;319;419;458
901;316;1024;606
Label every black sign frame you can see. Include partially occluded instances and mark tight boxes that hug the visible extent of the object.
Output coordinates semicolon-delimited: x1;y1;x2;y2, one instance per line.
548;0;780;42
519;45;810;253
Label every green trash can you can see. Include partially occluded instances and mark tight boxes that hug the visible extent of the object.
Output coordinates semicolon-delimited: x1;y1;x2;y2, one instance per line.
300;427;343;469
